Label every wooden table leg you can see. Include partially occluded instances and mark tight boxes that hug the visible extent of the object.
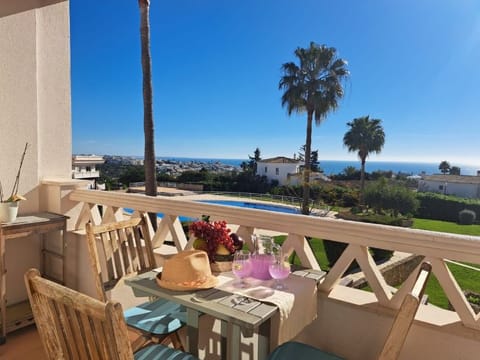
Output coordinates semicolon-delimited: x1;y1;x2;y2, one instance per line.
257;318;271;360
220;320;228;359
227;323;241;360
185;308;200;356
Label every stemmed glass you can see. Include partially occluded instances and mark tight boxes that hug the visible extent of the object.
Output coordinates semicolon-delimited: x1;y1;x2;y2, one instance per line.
268;255;291;290
232;249;252;288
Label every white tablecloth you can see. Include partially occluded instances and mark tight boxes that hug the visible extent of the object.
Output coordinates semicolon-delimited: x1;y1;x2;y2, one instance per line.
215;272;318;346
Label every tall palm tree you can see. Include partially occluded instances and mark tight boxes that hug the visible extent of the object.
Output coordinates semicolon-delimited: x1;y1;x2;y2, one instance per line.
343;116;385;203
138;0;157;227
279;42;349;214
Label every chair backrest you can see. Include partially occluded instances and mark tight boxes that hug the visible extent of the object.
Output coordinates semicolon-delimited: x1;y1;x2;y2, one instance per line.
86;214;157;301
24;268;134;360
378;261;432;360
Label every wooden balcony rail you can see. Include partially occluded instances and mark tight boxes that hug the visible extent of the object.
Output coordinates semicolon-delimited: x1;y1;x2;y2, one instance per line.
69;189;480;331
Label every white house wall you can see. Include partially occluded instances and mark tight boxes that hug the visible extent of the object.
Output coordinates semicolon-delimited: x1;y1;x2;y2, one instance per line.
419;180;479;199
257;162;299;185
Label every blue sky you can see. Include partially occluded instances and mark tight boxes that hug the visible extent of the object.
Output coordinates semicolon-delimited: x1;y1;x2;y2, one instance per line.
71;0;480;166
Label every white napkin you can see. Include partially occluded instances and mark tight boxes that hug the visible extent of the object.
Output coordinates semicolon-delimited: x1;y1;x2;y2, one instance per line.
216;273;317;346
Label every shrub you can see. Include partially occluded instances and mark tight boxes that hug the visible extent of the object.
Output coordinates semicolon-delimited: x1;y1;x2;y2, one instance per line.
371;247;394;262
416;193;480;222
364;179;419;217
458;209;476;225
336;211;411;227
323;240;358;272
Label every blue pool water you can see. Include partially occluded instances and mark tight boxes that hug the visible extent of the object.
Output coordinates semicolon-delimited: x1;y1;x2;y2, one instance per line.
124;208;194;222
198;200;300;214
125;200;299;222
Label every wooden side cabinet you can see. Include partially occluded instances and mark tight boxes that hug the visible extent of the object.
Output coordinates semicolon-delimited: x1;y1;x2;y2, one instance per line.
0;212;68;344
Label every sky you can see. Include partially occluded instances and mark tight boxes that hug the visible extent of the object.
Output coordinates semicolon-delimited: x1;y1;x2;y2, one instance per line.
71;0;480;167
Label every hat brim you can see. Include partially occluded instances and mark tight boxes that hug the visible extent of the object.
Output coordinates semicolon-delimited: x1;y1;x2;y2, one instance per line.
156;272;219;291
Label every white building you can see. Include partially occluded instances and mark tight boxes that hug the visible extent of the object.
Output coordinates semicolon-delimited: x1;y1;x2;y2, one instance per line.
418;174;480;198
72;155;105;188
256;156;304;185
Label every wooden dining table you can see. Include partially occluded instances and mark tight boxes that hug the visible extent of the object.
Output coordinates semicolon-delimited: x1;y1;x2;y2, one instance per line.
125;271;276;359
125;268;325;360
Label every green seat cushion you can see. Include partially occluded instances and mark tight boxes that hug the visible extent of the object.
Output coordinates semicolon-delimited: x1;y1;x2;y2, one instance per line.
268;341;344;360
124;298;186;335
134;344;198;360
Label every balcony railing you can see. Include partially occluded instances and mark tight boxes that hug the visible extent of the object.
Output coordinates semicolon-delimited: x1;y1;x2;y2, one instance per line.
72;170;100;179
66;188;480;358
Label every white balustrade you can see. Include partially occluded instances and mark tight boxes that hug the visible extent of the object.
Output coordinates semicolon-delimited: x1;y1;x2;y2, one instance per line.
69;189;480;330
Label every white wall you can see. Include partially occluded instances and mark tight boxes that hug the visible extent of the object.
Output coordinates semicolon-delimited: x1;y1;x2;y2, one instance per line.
0;0;71;302
420;180;479;199
257;162;301;185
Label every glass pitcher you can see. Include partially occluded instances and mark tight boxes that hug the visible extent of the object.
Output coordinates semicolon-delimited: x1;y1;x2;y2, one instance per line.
250;234;281;280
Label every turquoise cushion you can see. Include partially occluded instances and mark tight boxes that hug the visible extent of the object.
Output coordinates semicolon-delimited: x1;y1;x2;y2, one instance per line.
268;341;344;360
124;298;186;335
134;344;198;360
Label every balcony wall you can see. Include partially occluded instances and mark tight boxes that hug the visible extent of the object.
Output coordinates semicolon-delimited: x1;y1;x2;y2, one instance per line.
0;0;71;303
51;187;480;359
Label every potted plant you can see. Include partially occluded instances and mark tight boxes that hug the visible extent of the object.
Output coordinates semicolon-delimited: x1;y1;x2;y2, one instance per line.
0;143;29;223
189;218;243;272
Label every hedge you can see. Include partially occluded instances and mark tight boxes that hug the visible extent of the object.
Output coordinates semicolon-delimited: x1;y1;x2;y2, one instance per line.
416;192;480;222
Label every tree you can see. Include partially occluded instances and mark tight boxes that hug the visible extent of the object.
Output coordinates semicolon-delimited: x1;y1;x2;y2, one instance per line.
298;145;320;172
450;166;461;175
343;116;385;204
138;0;157;227
439;161;451;174
279;42;349;214
240;147;261;174
364;179;419;217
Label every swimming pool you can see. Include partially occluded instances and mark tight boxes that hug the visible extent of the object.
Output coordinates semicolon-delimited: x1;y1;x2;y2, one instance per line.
125;199;300;222
197;199;300;214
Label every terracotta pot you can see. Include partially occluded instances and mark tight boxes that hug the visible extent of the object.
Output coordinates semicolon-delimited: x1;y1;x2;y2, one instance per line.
0;201;19;223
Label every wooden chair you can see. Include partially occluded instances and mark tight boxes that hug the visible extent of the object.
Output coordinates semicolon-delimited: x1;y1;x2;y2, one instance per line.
85;214;186;352
268;262;432;360
24;268;197;360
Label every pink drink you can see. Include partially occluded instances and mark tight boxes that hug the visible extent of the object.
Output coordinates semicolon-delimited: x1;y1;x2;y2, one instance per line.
232;259;252;279
250;254;275;280
269;263;290;280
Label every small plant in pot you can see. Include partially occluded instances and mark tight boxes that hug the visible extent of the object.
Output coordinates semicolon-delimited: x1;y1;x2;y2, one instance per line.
0;143;29;223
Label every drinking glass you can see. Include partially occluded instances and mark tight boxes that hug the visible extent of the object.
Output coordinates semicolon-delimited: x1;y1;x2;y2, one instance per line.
232;250;252;288
268;257;290;290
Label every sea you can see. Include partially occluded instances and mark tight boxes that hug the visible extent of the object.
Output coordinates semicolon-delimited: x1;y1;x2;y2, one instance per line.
159;157;480;176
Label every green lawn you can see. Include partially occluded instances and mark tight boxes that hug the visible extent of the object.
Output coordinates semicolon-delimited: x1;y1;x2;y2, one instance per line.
274;218;480;310
274;235;330;270
412;218;480;236
412;218;480;308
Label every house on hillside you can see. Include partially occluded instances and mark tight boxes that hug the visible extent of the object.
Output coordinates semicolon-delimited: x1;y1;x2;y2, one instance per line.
418;174;480;198
256;156;331;185
256;156;303;185
287;171;331;186
72;155;105;189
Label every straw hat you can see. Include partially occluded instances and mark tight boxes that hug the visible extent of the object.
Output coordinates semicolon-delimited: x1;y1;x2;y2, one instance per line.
156;250;219;291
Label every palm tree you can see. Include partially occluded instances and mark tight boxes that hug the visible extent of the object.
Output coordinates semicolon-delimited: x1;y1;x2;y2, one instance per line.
439;161;451;174
343;116;385;203
279;42;349;214
138;0;157;227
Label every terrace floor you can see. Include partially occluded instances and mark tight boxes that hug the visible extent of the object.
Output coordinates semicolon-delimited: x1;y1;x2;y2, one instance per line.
1;324;153;359
0;325;45;360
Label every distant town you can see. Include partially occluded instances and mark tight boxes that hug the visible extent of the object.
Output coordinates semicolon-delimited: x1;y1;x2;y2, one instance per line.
101;155;240;177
